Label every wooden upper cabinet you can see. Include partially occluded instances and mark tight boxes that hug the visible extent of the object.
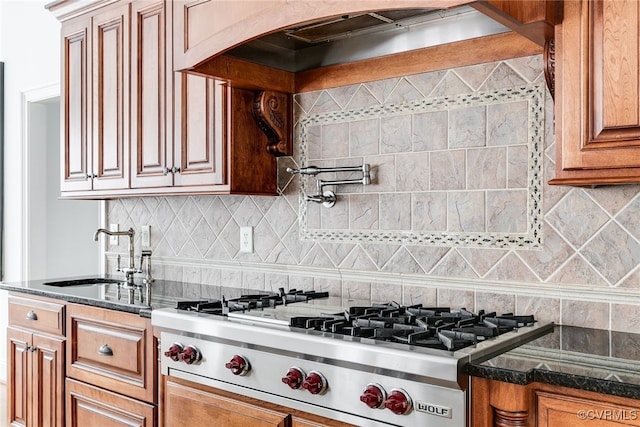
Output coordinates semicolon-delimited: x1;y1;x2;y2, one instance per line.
130;0;173;188
173;73;226;187
551;0;640;185
91;2;130;190
61;15;92;192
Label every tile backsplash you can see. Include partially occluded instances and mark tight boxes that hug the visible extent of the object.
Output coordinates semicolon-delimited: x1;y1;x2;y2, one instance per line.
107;54;640;332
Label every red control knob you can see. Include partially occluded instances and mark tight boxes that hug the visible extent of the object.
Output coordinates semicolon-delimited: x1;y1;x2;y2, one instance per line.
281;367;305;389
225;355;250;376
360;383;387;409
177;345;201;365
301;371;327;395
384;388;412;415
163;343;184;361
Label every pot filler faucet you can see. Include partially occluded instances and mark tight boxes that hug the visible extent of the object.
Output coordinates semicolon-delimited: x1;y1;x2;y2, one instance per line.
93;228;154;303
287;164;371;208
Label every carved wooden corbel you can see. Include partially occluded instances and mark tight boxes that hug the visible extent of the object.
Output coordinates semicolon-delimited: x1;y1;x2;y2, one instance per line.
252;90;292;157
544;38;555;100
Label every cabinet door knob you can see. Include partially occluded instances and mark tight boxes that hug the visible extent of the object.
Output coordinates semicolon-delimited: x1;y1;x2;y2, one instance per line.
98;344;113;356
172;167;181;174
26;310;38;321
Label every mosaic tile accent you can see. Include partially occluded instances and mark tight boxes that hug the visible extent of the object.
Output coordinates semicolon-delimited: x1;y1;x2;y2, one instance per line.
105;55;640;331
297;84;545;249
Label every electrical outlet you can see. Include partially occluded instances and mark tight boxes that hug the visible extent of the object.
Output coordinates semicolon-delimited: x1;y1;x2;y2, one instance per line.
109;224;119;245
239;226;254;253
141;225;151;249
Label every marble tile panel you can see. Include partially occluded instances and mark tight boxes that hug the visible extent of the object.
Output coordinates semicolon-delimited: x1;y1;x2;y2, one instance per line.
349;118;380;156
484;252;539;283
365;78;400;104
611;304;640;334
506;55;544;83
253;220;279;261
243;271;265;291
190;218;216;255
545;190;610;247
313;278;342;297
349;194;380;230
431;250;478;279
456;248;507;277
437;288;475;311
561;326;609;356
381;247;424;274
412;192;447;231
547;255;606;286
381;115;412;154
430;150;466;191
361;243;401;269
507;145;528;188
204;197;232;235
405;70;447;97
386;78;423;104
264;272;289;292
476;292;515;314
486;190;528;233
305;124;322;160
396;152;430;192
449;105;486;149
430;71;473;97
518;226;573;281
342;280;372;305
588;185;640;216
561;299;609;330
364;154;396;193
340;246;378;271
320;195;349;229
300;244;335;267
453;63;497;90
407;246;450;273
447;191;485;232
581;222;640;285
321;122;349;159
346;85;381;110
379;193;411;231
321;241;356;267
309;91;341;115
402;285;438;307
371;283;402;304
480;63;528;91
412;110;448;152
487;101;528;147
326;84;358;109
467;147;507;189
516;296;560;325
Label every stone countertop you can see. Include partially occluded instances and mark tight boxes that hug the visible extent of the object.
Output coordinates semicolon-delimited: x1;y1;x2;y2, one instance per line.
0;274;179;318
467;325;640;400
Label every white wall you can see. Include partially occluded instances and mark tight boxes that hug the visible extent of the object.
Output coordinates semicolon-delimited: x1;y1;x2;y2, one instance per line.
0;0;100;382
0;0;61;282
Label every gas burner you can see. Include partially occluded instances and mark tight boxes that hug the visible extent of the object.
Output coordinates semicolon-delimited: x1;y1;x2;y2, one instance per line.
175;288;330;315
289;302;537;352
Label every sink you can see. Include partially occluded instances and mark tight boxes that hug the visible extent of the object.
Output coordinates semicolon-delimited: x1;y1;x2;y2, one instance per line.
43;278;124;287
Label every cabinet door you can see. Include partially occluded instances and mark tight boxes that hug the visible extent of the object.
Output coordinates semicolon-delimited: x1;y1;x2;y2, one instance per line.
8;327;30;427
173;73;226;187
163;378;288;427
537;391;640;426
553;0;640;184
32;334;65;427
130;0;173;188
60;15;92;192
66;378;155;427
91;2;130;190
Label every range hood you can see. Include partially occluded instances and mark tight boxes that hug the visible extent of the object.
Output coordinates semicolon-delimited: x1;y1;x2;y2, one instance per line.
225;5;510;72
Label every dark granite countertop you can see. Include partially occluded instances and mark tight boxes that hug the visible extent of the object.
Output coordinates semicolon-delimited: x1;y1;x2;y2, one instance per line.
467;325;640;400
0;274;179;318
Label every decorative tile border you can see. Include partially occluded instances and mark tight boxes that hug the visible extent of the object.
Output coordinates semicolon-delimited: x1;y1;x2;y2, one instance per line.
298;83;545;248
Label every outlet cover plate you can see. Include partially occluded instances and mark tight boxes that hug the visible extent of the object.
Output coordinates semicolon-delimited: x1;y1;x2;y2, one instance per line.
240;226;254;253
109;224;118;245
141;225;151;249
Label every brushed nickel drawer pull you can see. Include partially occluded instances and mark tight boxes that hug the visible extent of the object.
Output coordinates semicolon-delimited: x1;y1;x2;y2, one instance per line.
26;310;38;321
98;344;113;356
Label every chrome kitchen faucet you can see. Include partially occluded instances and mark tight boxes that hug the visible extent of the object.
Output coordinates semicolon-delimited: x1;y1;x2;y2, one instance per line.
93;227;153;304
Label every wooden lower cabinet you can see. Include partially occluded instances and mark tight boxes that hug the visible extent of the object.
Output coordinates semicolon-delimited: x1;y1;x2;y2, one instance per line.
8;327;65;427
162;376;353;427
472;377;640;427
66;378;155;427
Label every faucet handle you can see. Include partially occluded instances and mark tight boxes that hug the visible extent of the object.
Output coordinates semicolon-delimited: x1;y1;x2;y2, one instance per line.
116;254;122;272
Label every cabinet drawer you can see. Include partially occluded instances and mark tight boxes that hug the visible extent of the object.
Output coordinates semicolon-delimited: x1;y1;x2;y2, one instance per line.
66;378;155;427
67;303;155;403
8;295;65;336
